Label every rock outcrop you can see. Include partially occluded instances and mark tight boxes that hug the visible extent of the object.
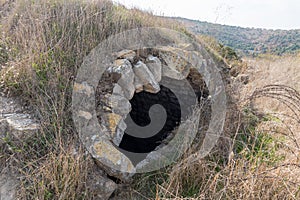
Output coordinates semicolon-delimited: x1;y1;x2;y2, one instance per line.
0;96;39;145
0;96;40;199
73;28;228;198
90;45;209;181
0;169;18;200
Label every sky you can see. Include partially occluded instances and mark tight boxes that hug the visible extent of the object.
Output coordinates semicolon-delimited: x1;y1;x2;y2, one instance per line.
112;0;300;30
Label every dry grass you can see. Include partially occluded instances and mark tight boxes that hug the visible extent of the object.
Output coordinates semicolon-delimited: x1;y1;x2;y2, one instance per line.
1;0;300;199
131;56;300;199
0;0;182;199
243;54;300;93
18;146;90;200
132;99;300;199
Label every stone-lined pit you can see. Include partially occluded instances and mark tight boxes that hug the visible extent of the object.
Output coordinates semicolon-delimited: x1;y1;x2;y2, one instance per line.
94;46;209;180
119;85;181;154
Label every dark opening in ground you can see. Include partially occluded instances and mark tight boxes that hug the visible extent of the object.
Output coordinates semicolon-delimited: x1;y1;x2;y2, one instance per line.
119;85;181;155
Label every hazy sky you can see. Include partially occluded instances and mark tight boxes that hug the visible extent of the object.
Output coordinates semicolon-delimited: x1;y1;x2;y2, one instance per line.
113;0;300;30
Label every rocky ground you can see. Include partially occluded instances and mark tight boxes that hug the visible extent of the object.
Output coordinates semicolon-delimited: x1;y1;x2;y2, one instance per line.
0;39;226;199
0;96;39;199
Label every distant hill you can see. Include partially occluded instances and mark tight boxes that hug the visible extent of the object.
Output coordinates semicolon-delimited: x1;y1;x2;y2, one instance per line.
175;17;300;56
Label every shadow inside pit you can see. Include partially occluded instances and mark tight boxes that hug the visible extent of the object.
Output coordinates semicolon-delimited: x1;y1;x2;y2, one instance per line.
118;85;182;165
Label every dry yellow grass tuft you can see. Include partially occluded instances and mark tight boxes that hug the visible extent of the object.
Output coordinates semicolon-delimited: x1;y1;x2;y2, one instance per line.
131;55;300;199
0;0;184;199
1;0;300;199
19;146;90;199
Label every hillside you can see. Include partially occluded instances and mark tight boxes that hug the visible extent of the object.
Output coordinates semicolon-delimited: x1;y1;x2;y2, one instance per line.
1;1;300;199
176;17;300;56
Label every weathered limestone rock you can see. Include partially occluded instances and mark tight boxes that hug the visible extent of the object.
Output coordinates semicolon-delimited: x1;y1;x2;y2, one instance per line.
158;46;191;80
100;84;131;146
112;119;127;146
133;75;144;93
146;55;162;82
112;84;124;96
73;82;93;97
101;113;122;139
6;114;39;131
0;170;18;200
86;167;117;200
109;94;131;117
108;59;135;100
133;61;160;93
92;140;135;181
115;49;136;63
0;96;39;142
162;64;189;80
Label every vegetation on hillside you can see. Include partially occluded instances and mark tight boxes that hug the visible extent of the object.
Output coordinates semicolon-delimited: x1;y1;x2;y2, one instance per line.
0;0;183;198
0;0;299;199
177;17;300;56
